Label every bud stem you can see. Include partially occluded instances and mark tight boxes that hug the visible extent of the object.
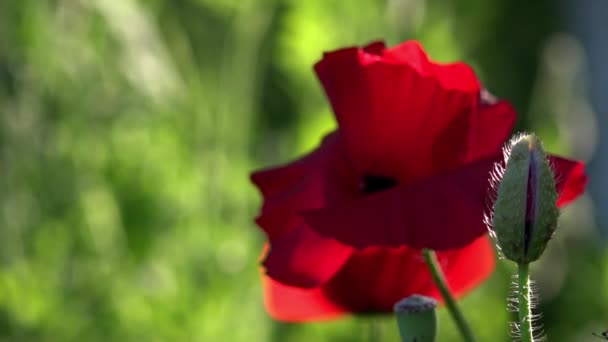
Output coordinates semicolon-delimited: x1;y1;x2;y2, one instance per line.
422;249;476;342
518;263;534;342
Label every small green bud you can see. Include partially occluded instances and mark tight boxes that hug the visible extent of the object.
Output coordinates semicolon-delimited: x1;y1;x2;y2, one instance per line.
490;134;559;264
394;294;438;342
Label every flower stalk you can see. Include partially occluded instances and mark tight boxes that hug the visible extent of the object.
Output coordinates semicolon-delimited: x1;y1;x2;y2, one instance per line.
422;249;476;342
517;263;533;342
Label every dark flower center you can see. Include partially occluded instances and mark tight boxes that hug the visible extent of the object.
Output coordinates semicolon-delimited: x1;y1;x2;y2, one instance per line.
360;174;398;194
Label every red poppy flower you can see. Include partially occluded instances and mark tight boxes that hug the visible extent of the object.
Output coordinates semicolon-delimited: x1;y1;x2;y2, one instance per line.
251;40;588;322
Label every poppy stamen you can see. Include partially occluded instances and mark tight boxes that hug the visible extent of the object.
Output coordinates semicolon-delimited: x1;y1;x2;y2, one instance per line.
360;174;398;194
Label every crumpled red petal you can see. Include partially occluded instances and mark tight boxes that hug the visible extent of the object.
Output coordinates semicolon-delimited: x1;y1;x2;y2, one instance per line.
465;99;517;162
262;270;346;322
549;156;589;207
322;235;495;312
252;133;356;289
304;158;497;251
381;41;480;92
305;154;587;250
262;223;353;288
362;41;386;55
314;40;481;183
251;133;340;243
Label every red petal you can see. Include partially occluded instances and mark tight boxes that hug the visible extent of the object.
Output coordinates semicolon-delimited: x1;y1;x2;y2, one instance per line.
549;156;588;207
362;41;386;55
251;133;341;243
304;158;497;250
322;235;495;312
262;224;353;288
465;100;517;162
382;41;480;92
262;272;346;322
252;133;355;289
314;41;481;183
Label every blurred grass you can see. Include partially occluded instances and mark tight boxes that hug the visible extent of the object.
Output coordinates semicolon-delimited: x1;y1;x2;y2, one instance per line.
0;0;604;341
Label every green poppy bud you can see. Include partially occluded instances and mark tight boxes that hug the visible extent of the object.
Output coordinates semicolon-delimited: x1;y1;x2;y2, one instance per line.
394;294;438;342
489;134;559;264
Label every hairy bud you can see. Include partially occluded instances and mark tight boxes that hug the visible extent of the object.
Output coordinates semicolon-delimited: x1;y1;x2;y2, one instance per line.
490;134;559;264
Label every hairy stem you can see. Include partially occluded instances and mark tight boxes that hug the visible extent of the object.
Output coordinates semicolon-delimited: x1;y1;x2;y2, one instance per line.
422;249;476;342
518;263;533;342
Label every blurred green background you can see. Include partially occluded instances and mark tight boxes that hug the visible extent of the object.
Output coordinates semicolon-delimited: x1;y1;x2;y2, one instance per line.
0;0;604;341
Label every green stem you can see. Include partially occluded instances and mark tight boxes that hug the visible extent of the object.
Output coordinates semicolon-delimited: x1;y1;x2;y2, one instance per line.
518;263;533;342
422;249;476;342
